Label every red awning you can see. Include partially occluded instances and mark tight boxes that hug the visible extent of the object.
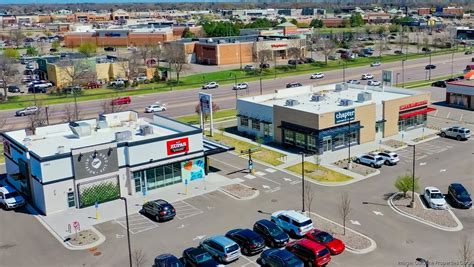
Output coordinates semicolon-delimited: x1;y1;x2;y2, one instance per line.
399;107;436;119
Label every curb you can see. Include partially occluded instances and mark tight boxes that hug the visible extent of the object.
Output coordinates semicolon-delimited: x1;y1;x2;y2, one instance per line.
218;184;260;200
26;204;106;250
309;212;377;255
388;192;463;232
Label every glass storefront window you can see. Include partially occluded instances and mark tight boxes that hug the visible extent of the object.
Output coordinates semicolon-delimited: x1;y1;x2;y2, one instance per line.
333;133;345;148
295;132;306;148
252;120;260;131
284;130;295;145
399;114;427;131
240;117;249;127
307;136;316;151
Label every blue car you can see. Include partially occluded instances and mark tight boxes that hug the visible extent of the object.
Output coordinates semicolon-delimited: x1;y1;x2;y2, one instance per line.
260;248;304;267
153;254;183;267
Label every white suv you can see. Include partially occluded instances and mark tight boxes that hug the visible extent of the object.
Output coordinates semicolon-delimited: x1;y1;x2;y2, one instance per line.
361;73;374;80
376;151;399;165
440;126;471;141
354;154;385;168
144;103;167;113
202;82;219;89
423;187;448;210
271;210;313;237
0;185;26;209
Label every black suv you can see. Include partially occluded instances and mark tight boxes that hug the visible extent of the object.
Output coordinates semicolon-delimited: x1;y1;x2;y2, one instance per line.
431;80;447;88
425;64;436;70
286;82;303;88
142;199;176;222
253;219;289;248
448;183;472;209
104;46;117;52
182;247;218;267
225;228;265;255
260;63;270;69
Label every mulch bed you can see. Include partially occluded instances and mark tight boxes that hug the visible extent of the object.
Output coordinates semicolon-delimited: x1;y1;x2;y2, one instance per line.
66;229;99;246
383;139;406;149
220;184;258;199
333;159;378;176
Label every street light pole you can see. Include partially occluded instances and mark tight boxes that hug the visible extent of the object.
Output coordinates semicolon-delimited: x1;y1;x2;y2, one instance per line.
259;77;262;95
120;197;133;267
396;73;400;87
402;59;405;88
409;144;416;208
450;48;454;78
428;52;432;80
347;121;352;170
342;62;346;82
301;152;305;213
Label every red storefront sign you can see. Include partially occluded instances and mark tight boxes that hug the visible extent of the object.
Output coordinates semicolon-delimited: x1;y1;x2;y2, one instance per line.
271;44;288;48
167;138;189;155
399;100;428;111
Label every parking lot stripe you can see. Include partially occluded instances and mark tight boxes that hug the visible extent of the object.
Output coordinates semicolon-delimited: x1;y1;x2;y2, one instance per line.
265;168;277;173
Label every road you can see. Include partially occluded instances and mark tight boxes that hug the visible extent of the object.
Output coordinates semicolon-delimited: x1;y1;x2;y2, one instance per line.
1;52;472;129
1;134;472;267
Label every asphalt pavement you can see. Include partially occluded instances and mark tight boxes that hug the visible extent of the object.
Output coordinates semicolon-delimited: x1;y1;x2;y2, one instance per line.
1;52;472;130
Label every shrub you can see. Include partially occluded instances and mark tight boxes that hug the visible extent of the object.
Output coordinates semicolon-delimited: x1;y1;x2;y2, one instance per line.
394;173;420;198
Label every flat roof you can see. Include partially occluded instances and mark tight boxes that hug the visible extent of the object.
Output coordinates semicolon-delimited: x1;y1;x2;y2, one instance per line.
240;84;421;114
5;111;198;157
447;79;474;88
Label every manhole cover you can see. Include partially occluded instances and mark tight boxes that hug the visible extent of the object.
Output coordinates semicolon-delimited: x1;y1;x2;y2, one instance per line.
271;199;278;203
93;252;102;256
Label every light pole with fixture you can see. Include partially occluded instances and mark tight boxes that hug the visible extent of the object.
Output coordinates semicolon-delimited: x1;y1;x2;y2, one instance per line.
408;144;416;208
119;197;132;267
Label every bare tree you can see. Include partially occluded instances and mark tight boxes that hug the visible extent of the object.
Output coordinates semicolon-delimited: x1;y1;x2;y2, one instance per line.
459;235;473;267
62;58;95;120
149;43;163;78
339;192;352;235
304;182;316;215
62;104;80;122
256;49;273;72
164;43;188;83
0;118;8;133
0;55;20;102
9;29;25;48
287;47;302;68
195;102;220;123
320;39;336;65
101;99;123;114
137;44;151;66
28;105;48;135
133;249;146;267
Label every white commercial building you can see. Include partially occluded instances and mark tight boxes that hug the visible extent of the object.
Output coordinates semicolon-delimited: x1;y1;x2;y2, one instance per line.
2;111;231;215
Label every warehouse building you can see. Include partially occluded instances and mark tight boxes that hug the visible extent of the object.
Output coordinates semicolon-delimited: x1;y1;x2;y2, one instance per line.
2;112;231;215
445;80;474;110
236;84;433;154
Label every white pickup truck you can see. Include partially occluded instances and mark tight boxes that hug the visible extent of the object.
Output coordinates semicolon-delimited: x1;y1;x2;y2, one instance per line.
109;78;128;87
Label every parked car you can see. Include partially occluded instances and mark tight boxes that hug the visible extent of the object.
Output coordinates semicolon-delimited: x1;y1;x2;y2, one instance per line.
425;64;436;70
21;76;32;84
422;47;431;52
233;83;248;90
286;82;303;88
354;154;385;168
104;46;117;52
375;151;399;165
182;247;218;267
361;73;374;80
0;185;26;210
153;254;184;267
303;57;315;63
440;126;471;140
448;183;472;209
26;63;34;70
271;210;313;237
423;187;448;210
23;69;33;75
464;50;472;55
7;85;21;93
199;236;241;263
135;76;148;82
260;63;270;69
141;199;176;221
394;50;404;55
62;86;82;94
15;106;39;116
225;228;265;255
346;80;360;84
253;219;290;248
111;96;131;106
431;80;447;88
310;73;324;79
286;239;331;267
145;103;167;113
243;65;255;71
109;78;126;87
370;61;381;67
49;48;58;53
304;229;345;255
367;80;381;86
202;82;219;89
87;81;102;89
260;248;304;267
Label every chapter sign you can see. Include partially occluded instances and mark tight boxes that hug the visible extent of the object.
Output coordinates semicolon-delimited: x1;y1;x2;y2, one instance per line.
335;109;355;124
167;137;189;155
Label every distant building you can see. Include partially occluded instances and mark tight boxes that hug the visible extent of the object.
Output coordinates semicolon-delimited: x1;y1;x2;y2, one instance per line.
445;80;474;110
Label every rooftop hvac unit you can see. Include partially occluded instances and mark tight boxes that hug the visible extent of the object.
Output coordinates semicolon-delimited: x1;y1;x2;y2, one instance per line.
69;122;92;138
340;99;353;106
335;83;349;91
139;125;154;136
310;94;324;102
115;131;132;142
285;99;299;106
97;120;108;129
357;92;372;102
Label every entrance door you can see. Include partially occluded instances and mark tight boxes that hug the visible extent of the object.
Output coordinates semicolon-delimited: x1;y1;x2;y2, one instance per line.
323;137;332;152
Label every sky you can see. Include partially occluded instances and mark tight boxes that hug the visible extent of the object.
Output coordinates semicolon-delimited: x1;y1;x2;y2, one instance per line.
0;0;229;4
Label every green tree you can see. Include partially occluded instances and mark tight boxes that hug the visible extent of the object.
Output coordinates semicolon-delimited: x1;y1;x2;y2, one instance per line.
245;18;273;29
51;40;61;50
78;42;97;57
182;28;196;38
280;17;287;23
310;18;323;28
202;21;240;37
3;48;19;59
290;19;298;25
26;46;38;56
342;18;351;28
394;173;420;198
350;13;365;27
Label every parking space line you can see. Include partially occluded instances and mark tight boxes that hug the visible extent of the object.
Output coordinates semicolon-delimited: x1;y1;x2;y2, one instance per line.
241;255;259;266
172;201;204;220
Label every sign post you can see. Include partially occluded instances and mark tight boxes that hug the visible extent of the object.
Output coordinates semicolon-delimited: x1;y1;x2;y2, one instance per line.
199;93;213;136
142;186;147;204
185;179;188;195
382;70;393;88
73;221;80;239
95;201;99;220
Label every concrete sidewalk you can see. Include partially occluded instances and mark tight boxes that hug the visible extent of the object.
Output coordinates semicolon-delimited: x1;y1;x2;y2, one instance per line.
31;173;239;249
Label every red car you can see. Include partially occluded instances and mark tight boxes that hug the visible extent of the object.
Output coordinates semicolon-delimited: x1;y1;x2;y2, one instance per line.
305;229;345;255
111;96;131;105
87;81;102;89
286;239;331;267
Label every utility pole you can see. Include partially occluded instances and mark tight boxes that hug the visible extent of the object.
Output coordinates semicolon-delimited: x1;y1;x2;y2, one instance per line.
402;59;405;88
119;197;132;267
409;144;416;208
342;62;346;82
300;152;305;213
428;52;432;80
259;77;263;95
